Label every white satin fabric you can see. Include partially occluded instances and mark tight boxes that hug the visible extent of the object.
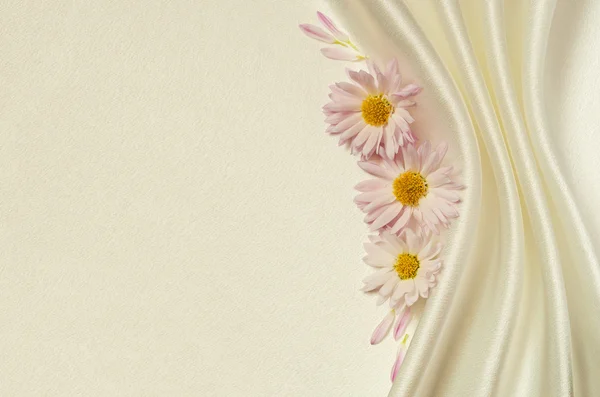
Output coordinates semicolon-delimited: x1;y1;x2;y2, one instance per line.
327;0;600;396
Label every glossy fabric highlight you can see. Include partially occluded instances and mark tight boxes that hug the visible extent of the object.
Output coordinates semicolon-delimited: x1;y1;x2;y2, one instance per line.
327;0;600;395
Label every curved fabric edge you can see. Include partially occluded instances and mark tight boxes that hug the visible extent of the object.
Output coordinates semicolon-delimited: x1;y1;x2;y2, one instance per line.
326;0;482;395
522;0;600;395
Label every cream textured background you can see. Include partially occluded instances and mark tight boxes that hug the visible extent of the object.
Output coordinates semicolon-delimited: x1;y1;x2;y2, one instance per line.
0;0;599;396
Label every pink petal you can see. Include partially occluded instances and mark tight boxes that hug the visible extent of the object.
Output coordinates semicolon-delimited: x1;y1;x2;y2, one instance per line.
425;260;443;274
370;310;395;345
366;59;381;76
402;144;419;171
339;122;366;143
419;240;443;260
390;347;405;382
426;170;451;188
363;127;381;158
333;112;363;132
348;69;377;94
363;196;397;214
390;281;411;306
358;70;377;94
336;82;367;97
405;282;419;306
370;204;401;231
420;152;439;177
417;140;431;159
393;307;412;340
386;58;400;77
299;24;336;43
393;84;422;98
355;190;388;203
317;11;349;41
395;99;416;108
363;268;394;288
437;200;459;218
379;276;399;298
404;229;420;252
325;111;352;124
416;277;430;298
433;142;449;169
380;231;404;251
389;207;411;234
393;114;411;135
358;161;397;180
363;246;395;266
431;187;460;203
363;203;387;222
376;234;402;256
352;124;376;149
321;47;358;61
355;179;388;192
419;200;441;232
376;71;389;93
323;101;361;113
384;121;398;159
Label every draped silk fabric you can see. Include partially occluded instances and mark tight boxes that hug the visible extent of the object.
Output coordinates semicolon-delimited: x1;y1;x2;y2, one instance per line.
327;1;600;396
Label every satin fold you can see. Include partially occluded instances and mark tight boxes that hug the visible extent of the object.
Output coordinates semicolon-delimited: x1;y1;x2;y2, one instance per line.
327;0;600;395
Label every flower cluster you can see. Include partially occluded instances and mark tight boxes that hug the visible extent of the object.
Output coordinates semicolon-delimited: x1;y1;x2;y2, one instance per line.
300;12;463;382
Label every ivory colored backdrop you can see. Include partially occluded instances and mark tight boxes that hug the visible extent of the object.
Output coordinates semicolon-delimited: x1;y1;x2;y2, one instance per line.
0;0;599;396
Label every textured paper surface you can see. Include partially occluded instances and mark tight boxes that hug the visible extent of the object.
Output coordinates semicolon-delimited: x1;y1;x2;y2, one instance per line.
1;0;599;396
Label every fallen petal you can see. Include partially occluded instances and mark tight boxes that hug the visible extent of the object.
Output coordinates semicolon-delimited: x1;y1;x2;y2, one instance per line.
299;23;336;44
370;310;395;345
393;307;412;340
317;11;349;42
390;347;406;382
321;47;359;61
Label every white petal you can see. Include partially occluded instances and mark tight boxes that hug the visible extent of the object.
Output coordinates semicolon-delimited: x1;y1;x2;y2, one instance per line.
419;240;443;260
404;282;419;306
362;268;393;290
416;277;430;298
380;231;403;251
390;280;413;306
379;276;399;297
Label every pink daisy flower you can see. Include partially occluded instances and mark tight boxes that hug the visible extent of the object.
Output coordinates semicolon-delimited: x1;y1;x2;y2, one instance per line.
323;59;422;159
364;230;440;381
362;230;442;309
355;141;462;235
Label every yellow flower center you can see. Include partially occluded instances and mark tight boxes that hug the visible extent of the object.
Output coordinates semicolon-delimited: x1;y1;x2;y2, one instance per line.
394;253;420;280
361;94;393;126
393;171;428;206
